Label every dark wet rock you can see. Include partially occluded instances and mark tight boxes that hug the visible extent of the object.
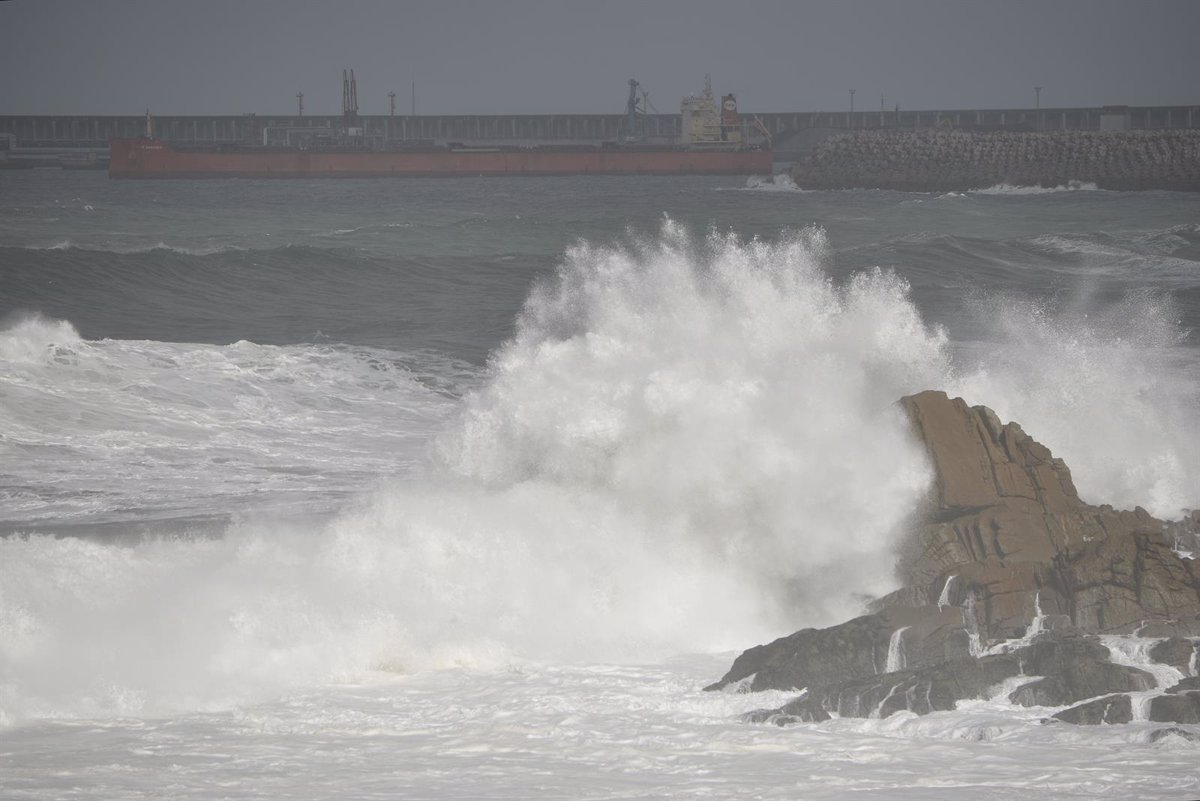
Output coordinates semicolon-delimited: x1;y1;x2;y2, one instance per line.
742;631;1154;723
770;653;1018;721
1004;635;1155;707
714;390;1200;725
705;604;965;693
1052;694;1133;725
1148;726;1200;743
1148;637;1199;673
1168;676;1200;693
1149;692;1200;724
704;612;893;693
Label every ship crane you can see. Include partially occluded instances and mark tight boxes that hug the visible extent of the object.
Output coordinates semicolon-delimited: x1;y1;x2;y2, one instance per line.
342;69;361;137
622;79;661;143
623;79;644;142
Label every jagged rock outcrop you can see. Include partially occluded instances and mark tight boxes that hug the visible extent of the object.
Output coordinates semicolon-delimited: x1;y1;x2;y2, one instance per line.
745;633;1154;725
894;391;1200;641
711;391;1200;726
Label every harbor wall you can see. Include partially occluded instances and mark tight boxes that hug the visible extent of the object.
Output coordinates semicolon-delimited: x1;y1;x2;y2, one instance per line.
790;129;1200;192
2;105;1198;150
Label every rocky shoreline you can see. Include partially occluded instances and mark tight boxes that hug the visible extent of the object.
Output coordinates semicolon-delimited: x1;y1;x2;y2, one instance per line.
708;391;1200;729
789;130;1200;192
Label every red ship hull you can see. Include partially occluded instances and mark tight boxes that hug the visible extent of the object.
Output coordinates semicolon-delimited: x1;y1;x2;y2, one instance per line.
109;139;773;178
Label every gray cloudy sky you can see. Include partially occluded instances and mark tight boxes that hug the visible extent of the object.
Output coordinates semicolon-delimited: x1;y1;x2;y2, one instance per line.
1;0;1197;116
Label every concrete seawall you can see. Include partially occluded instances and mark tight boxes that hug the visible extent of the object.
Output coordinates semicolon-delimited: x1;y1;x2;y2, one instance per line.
791;130;1200;192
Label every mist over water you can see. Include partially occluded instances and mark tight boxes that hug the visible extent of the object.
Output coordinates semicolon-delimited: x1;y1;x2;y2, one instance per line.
952;290;1200;517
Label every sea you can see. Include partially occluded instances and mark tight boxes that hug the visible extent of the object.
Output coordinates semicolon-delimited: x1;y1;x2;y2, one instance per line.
2;169;1199;799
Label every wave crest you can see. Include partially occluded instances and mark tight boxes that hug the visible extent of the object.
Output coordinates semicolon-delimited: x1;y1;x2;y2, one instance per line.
0;313;84;364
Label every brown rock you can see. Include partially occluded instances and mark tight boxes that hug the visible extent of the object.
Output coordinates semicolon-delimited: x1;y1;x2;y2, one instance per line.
714;391;1200;726
894;391;1200;643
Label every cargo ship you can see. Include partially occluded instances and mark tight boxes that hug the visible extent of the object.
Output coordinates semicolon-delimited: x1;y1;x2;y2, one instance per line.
109;75;772;179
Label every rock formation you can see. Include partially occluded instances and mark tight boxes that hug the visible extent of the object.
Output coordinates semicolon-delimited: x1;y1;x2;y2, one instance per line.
708;391;1200;726
790;130;1200;192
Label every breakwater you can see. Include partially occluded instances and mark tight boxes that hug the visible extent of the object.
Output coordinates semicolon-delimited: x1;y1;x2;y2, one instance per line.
1;105;1197;150
791;130;1200;191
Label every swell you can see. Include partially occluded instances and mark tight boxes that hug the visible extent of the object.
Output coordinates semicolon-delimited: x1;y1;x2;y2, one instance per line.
835;227;1200;340
0;245;552;362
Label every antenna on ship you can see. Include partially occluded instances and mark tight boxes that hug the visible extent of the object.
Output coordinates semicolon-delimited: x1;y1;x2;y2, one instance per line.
144;108;153;139
297;92;304;117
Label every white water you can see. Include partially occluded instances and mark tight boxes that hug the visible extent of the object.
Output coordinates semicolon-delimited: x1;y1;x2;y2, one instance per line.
1100;637;1187;722
3;222;1200;796
973;181;1103;195
4;655;1197;801
0;314;458;524
736;174;806;192
885;626;910;673
937;574;958;610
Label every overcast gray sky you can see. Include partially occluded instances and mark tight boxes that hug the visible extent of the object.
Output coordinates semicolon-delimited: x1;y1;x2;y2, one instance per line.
1;0;1197;116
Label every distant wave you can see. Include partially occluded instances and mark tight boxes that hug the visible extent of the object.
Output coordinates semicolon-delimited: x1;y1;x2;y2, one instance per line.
313;222;413;238
972;181;1102;195
721;174;808;192
23;241;248;256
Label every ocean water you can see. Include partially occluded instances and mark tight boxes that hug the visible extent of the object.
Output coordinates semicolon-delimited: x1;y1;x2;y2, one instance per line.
2;170;1199;798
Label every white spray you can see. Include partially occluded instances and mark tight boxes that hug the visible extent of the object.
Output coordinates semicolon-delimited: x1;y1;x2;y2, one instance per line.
1;223;948;721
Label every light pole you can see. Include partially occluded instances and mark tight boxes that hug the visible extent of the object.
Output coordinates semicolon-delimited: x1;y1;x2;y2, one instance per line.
849;89;855;128
1035;86;1042;109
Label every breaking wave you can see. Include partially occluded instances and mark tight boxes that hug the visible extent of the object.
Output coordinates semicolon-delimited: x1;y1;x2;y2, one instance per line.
972;181;1103;195
733;174;807;192
2;220;1198;724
